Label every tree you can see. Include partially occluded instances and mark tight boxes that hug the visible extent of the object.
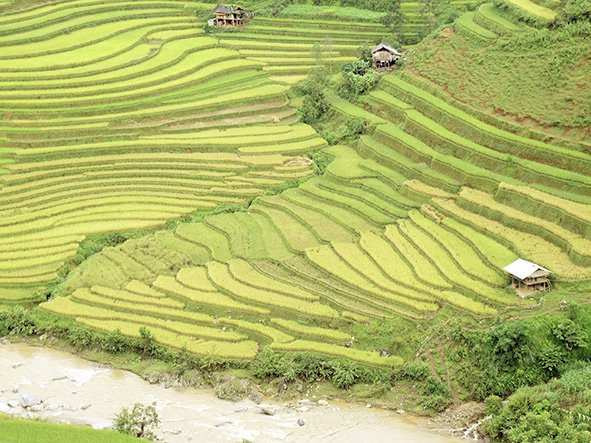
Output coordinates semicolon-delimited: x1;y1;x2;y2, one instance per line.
297;78;329;124
339;60;382;99
113;402;160;441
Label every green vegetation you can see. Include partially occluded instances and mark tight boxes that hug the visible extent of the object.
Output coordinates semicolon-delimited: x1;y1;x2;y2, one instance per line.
0;414;147;443
113;402;159;441
1;1;591;440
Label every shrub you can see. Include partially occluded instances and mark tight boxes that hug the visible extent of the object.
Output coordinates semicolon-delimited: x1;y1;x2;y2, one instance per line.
489;322;531;365
320;117;366;145
536;343;565;376
113;402;160;441
484;395;503;415
557;0;591;24
307;151;332;176
297;78;329;124
560;366;591;395
138;326;157;356
338;60;382;99
551;319;588;351
0;306;36;336
251;348;292;380
395;360;431;381
292;353;334;382
332;361;359;389
66;325;97;350
101;329;130;354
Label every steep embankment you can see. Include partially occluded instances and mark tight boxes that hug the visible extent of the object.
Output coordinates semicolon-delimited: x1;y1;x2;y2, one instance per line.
405;0;591;144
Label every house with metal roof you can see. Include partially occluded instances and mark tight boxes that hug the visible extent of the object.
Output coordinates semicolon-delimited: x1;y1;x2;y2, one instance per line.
503;258;552;296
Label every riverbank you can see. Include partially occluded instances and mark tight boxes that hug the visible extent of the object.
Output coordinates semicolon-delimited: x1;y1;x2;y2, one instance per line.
0;341;466;442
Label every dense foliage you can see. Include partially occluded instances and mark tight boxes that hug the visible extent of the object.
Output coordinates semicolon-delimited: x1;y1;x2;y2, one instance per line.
450;304;591;400
338;60;382;99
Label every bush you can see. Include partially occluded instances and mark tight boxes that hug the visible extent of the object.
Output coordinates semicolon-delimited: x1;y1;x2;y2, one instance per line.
395;360;431;381
251;348;292;379
320;117;366;145
481;384;591;442
557;0;591;25
138;326;157;356
0;306;36;336
332;361;359;389
338;60;382;99
66;325;97;350
307;151;332;176
560;366;591;395
484;395;503;415
292;353;333;381
101;329;130;354
551;319;588;351
297;78;329;124
113;402;160;441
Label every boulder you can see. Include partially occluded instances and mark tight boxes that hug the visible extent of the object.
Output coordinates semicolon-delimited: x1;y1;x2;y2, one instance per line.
259;406;276;416
21;393;41;408
297;418;305;427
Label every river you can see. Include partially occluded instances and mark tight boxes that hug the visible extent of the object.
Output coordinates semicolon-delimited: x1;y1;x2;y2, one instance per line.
0;342;465;442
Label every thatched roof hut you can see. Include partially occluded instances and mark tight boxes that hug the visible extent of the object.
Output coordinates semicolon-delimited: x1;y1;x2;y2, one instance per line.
371;43;402;70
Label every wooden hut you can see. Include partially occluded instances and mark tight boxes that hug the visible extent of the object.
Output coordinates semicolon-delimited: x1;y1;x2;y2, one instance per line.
210;4;248;27
504;258;552;296
371;43;402;70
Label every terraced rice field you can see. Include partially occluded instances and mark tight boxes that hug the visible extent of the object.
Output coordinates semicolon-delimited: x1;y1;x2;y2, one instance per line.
218;16;384;85
5;2;591;367
275;1;477;44
0;0;383;302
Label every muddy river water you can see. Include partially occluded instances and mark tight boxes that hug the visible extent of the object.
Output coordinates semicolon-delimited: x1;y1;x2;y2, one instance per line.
0;342;464;442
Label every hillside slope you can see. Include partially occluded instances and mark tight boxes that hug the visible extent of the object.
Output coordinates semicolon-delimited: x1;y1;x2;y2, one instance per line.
0;0;377;303
405;1;591;144
32;6;591;372
1;0;590;400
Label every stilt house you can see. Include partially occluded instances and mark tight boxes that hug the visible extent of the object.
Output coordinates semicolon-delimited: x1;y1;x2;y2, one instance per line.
504;258;552;296
210;4;248;27
371;43;402;70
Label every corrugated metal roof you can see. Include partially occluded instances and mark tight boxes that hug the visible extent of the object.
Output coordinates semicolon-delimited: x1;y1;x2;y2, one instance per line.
503;258;551;280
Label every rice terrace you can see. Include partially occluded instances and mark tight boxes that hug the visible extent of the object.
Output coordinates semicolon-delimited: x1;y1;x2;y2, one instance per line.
0;0;590;441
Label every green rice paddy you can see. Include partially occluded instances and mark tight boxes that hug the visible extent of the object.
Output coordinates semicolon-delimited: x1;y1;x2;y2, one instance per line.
2;1;590;370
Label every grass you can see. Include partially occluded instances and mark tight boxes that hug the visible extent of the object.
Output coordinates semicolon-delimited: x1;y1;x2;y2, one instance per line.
458;187;591;266
404;18;591;142
0;414;147;443
206;261;339;319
